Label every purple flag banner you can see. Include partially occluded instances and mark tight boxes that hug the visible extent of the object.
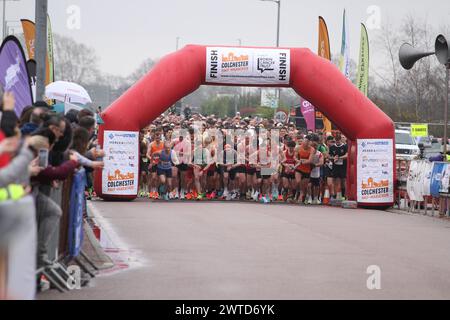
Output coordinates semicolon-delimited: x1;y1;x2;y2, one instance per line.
300;98;316;131
0;36;33;116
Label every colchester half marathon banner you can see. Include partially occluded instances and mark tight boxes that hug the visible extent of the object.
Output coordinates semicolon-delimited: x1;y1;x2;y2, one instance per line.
357;139;394;203
206;47;290;85
102;131;139;196
0;36;33;117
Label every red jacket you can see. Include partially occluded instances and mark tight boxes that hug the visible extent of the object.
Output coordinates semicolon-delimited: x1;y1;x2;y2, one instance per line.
32;160;79;185
0;130;10;169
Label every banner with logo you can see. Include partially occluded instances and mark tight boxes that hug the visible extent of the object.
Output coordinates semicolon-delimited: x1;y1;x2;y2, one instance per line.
357;139;394;203
318;17;332;133
68;168;86;258
411;123;428;137
300;98;315;131
407;160;429;201
47;14;54;84
339;9;351;79
357;23;369;96
430;162;450;197
0;36;33;116
206;47;290;85
20;19;50;86
20;19;35;59
102;131;139;196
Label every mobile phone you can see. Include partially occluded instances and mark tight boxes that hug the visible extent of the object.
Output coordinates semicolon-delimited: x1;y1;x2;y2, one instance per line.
38;149;49;168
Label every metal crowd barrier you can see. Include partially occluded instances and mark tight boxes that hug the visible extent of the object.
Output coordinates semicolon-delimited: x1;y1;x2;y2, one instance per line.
395;159;450;217
36;168;98;293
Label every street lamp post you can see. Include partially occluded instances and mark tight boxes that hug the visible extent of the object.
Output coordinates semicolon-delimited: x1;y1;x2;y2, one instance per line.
260;0;281;107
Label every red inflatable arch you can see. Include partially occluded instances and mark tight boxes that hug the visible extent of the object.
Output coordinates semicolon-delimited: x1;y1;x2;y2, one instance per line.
95;45;395;207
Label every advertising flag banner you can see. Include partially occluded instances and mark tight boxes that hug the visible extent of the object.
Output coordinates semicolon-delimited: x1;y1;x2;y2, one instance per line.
300;98;316;131
20;19;50;85
357;139;394;203
318;17;332;133
47;14;54;84
0;36;33;116
339;9;351;79
20;19;35;60
102;131;139;196
357;23;369;96
206;47;290;85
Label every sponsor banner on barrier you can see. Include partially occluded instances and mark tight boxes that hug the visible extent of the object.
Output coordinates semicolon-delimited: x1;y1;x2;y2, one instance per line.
69;168;86;257
430;162;450;198
102;131;139;196
357;139;394;203
406;160;431;201
206;47;290;85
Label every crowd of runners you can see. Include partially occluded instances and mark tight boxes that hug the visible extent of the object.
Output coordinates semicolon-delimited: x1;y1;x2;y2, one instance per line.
138;112;348;204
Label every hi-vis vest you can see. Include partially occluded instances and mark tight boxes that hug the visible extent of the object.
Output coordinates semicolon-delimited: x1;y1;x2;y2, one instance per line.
447;154;450;162
0;184;26;202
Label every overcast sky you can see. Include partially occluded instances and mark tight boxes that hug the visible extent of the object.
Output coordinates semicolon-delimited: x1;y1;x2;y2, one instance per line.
8;0;450;77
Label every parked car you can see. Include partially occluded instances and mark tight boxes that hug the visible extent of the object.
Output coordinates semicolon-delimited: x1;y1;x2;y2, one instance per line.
424;138;450;159
395;129;420;160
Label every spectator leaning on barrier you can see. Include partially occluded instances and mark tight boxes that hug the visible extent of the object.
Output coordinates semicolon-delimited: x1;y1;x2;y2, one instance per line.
31;113;80;267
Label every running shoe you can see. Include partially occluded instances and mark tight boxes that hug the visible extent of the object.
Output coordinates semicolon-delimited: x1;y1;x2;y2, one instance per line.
277;194;284;201
210;191;217;199
185;192;193;200
180;191;185;200
197;193;206;201
164;193;169;201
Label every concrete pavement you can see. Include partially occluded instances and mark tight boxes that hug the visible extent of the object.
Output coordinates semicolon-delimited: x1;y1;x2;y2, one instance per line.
39;200;450;300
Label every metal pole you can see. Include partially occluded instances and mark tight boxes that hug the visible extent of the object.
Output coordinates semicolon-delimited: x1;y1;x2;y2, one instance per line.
444;65;450;159
2;0;6;39
35;0;48;100
276;0;280;47
276;0;281;108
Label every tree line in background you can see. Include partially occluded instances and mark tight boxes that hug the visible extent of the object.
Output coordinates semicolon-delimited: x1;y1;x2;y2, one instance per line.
47;15;449;132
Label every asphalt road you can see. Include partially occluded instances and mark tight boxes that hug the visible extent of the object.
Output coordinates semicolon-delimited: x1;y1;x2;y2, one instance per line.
40;200;450;300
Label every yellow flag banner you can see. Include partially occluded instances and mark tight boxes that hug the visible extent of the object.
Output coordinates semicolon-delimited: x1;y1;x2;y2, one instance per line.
20;19;50;86
411;124;428;137
318;16;332;133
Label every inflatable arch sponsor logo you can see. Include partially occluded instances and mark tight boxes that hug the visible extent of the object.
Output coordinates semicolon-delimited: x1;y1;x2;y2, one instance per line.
206;47;290;85
357;139;394;203
102;131;139;195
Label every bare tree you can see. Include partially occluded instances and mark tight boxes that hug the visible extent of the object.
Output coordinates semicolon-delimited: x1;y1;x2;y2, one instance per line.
53;34;100;85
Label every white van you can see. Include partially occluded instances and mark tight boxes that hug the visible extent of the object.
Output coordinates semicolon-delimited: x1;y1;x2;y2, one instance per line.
395;129;420;160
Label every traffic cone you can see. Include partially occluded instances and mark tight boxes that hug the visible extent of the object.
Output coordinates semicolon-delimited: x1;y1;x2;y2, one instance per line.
323;189;330;205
